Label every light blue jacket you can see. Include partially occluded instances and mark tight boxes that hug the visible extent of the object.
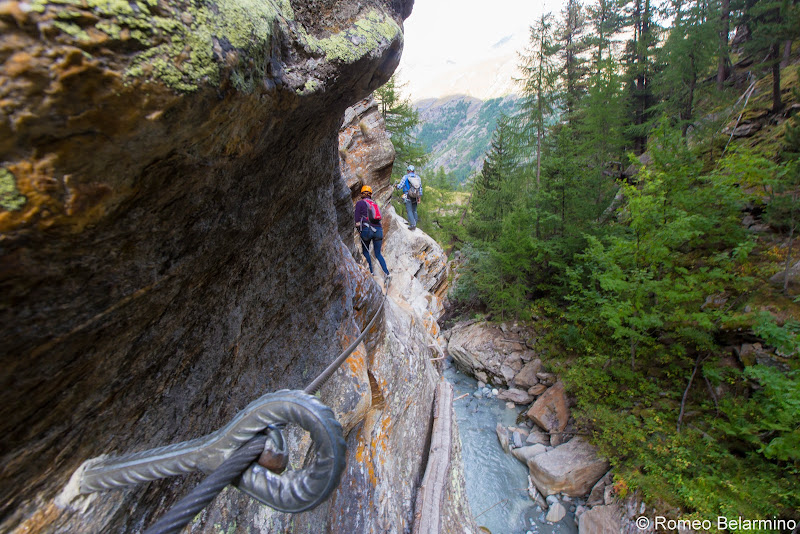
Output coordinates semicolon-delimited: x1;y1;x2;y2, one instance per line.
397;172;423;198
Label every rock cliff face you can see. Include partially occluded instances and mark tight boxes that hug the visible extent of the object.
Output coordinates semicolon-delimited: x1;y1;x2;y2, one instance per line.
0;0;471;532
339;96;396;205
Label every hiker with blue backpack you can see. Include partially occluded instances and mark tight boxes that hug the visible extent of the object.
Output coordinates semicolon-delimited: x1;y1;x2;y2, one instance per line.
397;164;422;230
355;185;390;277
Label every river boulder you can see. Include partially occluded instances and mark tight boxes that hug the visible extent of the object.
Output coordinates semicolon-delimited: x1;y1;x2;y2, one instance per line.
578;504;623;534
511;443;547;465
526;381;570;436
496;423;511;454
514;359;543;389
528;437;610;497
497;387;535;404
446;321;537;386
546;501;567;523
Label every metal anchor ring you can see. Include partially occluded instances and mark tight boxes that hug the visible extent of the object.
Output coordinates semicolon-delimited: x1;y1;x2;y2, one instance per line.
79;389;346;513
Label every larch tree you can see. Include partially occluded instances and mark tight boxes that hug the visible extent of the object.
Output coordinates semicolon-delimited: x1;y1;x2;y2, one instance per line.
374;74;428;179
518;13;562;192
620;0;659;154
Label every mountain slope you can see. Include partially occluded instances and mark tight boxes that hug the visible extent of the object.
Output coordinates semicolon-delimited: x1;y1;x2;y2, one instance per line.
414;94;519;184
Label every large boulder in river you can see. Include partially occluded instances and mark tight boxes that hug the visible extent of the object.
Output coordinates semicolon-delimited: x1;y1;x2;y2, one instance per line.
526;381;570;445
526;381;570;436
511;443;547;465
578;504;623;534
446;321;536;386
497;387;534;404
0;0;477;531
528;438;610;497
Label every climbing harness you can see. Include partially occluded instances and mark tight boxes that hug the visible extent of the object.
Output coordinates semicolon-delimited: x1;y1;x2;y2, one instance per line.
75;277;390;534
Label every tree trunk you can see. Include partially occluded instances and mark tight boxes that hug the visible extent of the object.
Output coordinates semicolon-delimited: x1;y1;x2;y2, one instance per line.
536;128;542;189
783;193;796;295
633;0;651;155
677;355;703;433
412;381;453;534
682;52;697;137
717;0;731;91
771;43;783;113
781;40;793;68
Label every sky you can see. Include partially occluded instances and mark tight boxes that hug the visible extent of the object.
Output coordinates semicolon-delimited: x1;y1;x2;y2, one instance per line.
397;0;566;100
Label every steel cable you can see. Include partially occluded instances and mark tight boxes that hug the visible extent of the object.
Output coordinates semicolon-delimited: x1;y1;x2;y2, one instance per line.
305;281;388;395
142;277;388;532
143;434;267;534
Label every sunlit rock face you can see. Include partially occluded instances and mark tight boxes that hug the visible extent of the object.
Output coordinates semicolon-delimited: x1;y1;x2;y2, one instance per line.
0;0;434;531
339;96;396;205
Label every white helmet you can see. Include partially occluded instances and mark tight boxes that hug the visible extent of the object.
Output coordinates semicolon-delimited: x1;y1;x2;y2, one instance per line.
407;165;415;172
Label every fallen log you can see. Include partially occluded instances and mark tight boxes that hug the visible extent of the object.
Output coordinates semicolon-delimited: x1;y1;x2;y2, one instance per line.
412;380;454;534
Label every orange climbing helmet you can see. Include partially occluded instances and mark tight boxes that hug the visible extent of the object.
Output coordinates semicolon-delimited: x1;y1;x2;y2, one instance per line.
360;185;372;195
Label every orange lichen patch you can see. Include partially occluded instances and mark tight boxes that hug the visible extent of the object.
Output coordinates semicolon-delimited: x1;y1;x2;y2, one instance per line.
4;51;34;76
0;157;62;233
376;413;391;455
10;502;61;534
346;343;368;378
354;402;396;488
0;1;30;24
355;425;378;487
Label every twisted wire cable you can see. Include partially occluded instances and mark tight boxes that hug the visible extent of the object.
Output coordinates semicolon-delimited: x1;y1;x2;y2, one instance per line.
305;281;388;395
141;278;388;532
142;435;267;534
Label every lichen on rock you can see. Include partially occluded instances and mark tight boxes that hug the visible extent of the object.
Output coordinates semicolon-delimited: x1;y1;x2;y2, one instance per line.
304;9;402;63
0;168;27;211
0;0;473;532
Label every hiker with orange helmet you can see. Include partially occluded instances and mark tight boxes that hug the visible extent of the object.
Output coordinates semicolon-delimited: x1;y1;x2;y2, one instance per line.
354;185;389;277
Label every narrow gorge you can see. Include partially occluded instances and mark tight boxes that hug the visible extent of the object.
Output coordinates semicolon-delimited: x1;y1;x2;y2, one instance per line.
0;1;477;532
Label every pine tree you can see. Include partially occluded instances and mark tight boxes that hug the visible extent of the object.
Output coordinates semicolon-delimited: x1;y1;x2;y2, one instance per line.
518;13;562;191
717;0;732;90
586;0;625;68
577;56;627;214
620;0;659;154
468;118;518;242
374;75;428;179
655;0;717;136
557;0;591;125
742;0;800;113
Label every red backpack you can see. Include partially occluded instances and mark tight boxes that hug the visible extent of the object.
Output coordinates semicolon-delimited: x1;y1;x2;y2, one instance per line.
363;198;382;224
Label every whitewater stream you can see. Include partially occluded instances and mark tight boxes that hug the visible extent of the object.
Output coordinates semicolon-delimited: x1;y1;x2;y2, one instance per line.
445;363;579;534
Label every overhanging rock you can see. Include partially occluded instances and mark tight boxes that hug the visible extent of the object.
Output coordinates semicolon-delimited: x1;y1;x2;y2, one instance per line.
0;0;459;532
